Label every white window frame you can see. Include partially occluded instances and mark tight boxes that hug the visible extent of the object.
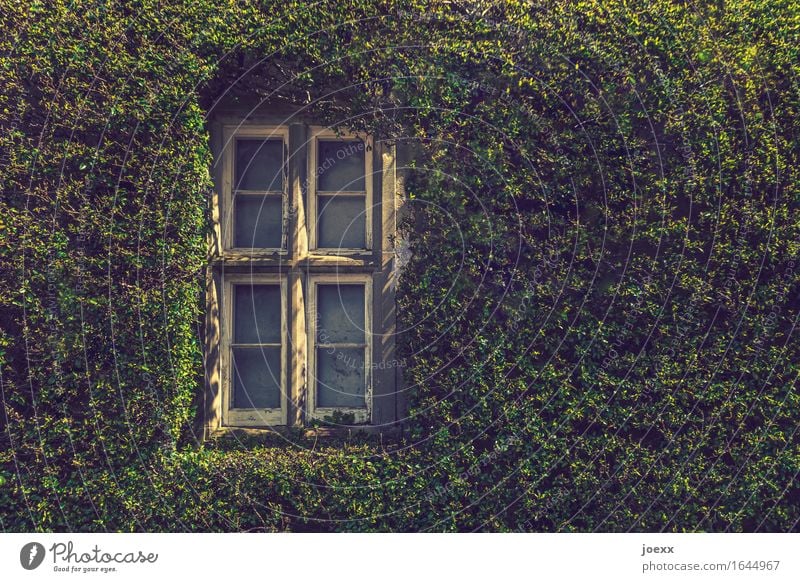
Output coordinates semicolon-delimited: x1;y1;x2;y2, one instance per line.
221;124;290;254
307;127;373;253
307;273;373;425
206;114;403;436
221;273;288;427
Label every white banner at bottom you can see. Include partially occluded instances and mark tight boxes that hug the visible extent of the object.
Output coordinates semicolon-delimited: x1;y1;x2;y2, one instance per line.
1;533;797;581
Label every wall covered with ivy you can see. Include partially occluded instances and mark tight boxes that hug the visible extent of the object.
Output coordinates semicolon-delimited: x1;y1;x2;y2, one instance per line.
1;0;798;531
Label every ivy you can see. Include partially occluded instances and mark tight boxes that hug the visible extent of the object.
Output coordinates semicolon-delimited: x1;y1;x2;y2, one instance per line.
1;0;799;532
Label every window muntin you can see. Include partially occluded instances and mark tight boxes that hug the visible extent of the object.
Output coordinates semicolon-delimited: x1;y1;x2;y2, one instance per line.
223;126;289;252
308;275;372;424
222;275;287;426
308;129;373;252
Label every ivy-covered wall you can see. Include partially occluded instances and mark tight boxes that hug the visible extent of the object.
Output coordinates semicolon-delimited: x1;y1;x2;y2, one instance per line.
1;0;798;531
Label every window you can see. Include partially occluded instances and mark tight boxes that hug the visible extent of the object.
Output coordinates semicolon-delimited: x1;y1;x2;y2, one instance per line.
308;129;373;251
204;115;404;435
222;275;287;426
308;275;372;424
223;125;289;252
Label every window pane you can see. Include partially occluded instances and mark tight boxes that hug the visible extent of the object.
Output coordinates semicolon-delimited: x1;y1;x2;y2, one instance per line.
234;195;282;248
317;140;365;191
317;348;366;408
317;195;365;248
234;285;281;344
232;347;281;408
317;284;365;343
235;138;284;191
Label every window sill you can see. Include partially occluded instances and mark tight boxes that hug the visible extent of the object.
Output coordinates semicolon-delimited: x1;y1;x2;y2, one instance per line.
210;253;379;269
204;424;404;442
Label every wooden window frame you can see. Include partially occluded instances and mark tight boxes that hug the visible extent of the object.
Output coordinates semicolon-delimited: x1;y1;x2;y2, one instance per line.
307;127;373;254
221;124;290;256
221;274;288;427
204;111;405;438
307;273;373;425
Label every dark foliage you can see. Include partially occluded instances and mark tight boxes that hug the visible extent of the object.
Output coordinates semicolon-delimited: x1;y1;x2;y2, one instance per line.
1;0;798;531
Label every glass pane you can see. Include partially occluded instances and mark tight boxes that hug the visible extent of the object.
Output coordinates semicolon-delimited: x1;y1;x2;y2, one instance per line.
317;140;365;191
317;348;366;408
317;195;365;248
234;195;282;248
234;285;281;344
235;138;284;191
317;284;365;343
232;347;281;408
